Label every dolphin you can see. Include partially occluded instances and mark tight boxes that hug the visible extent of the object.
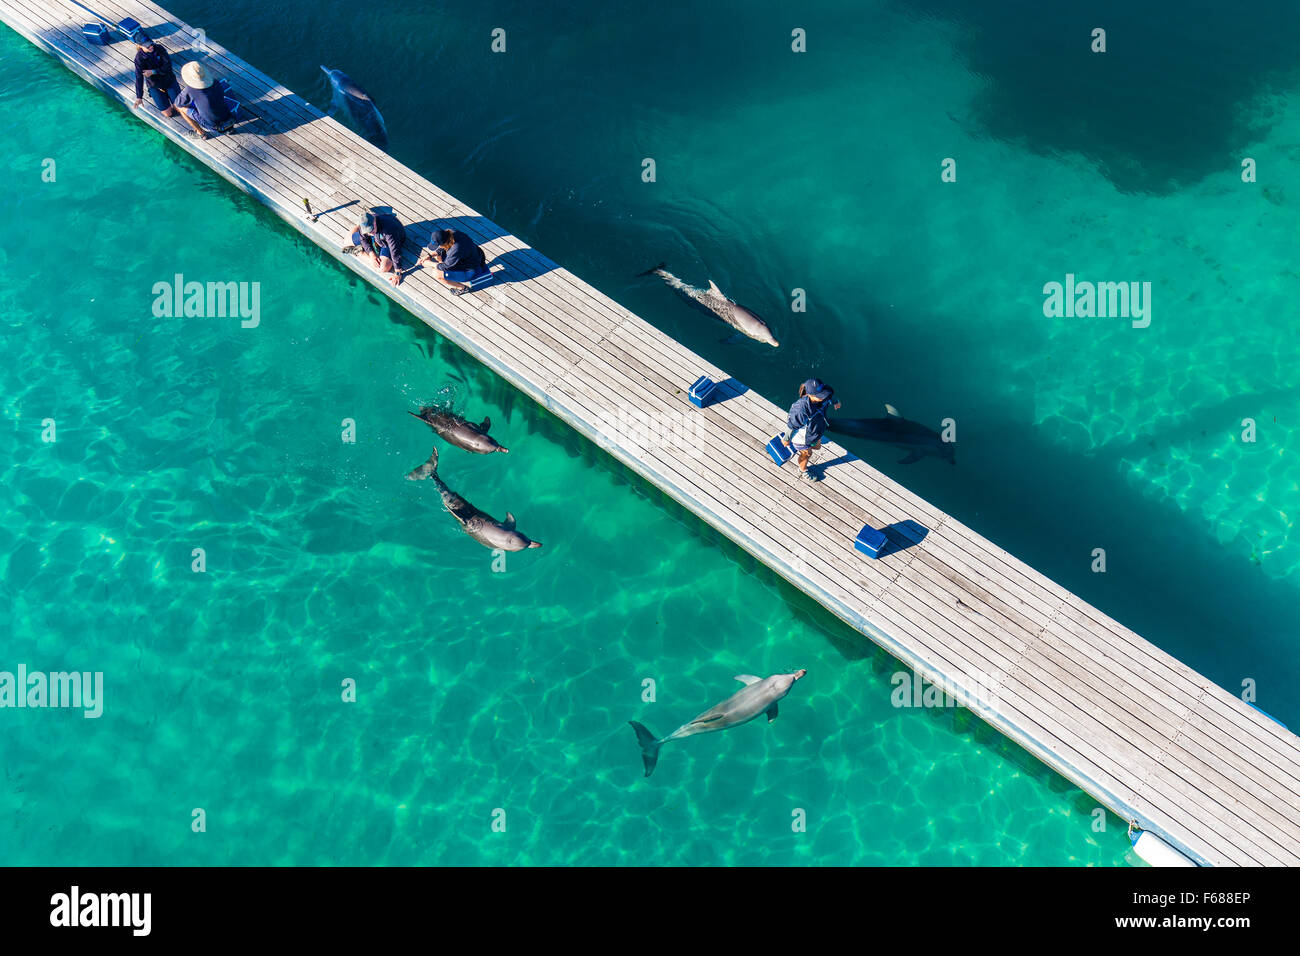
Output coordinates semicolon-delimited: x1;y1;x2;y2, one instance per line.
320;66;389;149
638;264;779;347
405;447;541;550
628;670;806;777
409;407;508;454
828;404;956;465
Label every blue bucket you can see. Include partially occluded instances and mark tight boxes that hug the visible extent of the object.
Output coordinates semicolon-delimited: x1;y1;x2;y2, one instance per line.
766;434;793;466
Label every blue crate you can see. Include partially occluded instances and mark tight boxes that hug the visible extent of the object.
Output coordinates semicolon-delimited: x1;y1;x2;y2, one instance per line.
117;17;141;38
687;375;717;408
82;23;111;45
854;523;888;558
766;433;793;466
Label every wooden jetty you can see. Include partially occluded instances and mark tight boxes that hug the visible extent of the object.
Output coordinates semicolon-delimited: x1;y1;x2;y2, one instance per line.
4;0;1299;866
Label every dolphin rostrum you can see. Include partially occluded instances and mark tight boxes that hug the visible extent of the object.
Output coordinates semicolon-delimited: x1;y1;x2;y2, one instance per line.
406;447;541;551
828;404;956;465
409;407;508;454
321;66;389;149
638;263;779;347
628;669;806;777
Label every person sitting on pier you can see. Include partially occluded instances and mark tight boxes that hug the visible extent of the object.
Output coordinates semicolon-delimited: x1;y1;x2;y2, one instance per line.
173;62;234;140
348;210;408;287
784;378;842;481
418;229;487;296
130;31;180;118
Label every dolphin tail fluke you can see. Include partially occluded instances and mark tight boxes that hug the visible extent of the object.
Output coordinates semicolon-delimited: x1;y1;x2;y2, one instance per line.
636;262;667;278
405;446;440;481
629;721;662;777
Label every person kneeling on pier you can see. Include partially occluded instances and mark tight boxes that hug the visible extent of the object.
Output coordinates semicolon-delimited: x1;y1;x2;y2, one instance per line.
785;378;841;481
130;31;181;118
348;210;408;287
174;62;233;140
418;228;487;296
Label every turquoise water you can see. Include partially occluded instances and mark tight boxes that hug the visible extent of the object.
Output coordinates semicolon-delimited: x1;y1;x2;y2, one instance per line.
3;0;1298;866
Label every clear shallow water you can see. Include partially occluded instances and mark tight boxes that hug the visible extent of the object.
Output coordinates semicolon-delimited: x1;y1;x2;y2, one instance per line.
1;0;1297;866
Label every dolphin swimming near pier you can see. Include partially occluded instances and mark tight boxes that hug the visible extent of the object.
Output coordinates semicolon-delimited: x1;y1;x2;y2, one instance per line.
321;66;388;149
628;670;806;777
828;404;955;465
638;264;779;347
405;447;541;551
409;407;508;454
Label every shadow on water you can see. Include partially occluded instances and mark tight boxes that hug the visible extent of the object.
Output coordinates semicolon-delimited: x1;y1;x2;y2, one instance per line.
898;0;1300;194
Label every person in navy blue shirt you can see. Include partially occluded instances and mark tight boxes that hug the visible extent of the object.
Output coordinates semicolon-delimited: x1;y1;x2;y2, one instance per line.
347;210;408;287
173;62;233;139
418;229;487;295
130;31;180;117
785;378;841;480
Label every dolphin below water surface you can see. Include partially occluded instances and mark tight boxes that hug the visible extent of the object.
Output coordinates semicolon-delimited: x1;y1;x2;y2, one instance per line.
406;447;541;551
629;670;806;777
321;66;388;149
639;264;779;347
828;404;955;465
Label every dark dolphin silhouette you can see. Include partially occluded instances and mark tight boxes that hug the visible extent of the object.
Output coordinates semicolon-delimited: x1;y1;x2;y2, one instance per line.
409;407;507;454
628;670;806;777
406;447;541;551
828;404;955;465
321;66;388;149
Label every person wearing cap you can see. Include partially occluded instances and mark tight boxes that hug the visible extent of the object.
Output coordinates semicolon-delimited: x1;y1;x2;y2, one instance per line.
347;210;408;287
417;228;486;295
130;31;180;117
173;61;233;139
784;378;841;480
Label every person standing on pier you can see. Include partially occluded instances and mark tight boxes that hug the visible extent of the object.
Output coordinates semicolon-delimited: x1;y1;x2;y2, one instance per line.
418;228;487;295
348;210;408;287
785;378;841;481
130;31;180;118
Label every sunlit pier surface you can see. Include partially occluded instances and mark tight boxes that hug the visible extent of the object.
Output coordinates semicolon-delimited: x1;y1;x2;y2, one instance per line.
6;0;1300;866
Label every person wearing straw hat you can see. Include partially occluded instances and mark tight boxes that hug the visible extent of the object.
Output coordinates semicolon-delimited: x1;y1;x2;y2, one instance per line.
784;378;841;481
130;30;180;117
173;61;232;139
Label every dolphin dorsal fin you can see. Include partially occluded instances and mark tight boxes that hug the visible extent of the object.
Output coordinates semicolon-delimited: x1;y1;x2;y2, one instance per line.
734;674;762;685
707;279;725;298
479;416;491;433
503;511;516;530
885;403;901;418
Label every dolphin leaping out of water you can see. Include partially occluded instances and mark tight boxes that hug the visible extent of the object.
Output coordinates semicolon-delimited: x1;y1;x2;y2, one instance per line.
828;404;956;465
406;447;541;551
321;66;388;149
638;263;779;347
409;407;508;454
628;670;806;777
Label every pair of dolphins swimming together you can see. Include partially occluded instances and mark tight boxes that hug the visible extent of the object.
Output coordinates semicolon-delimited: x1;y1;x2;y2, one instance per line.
405;406;541;551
